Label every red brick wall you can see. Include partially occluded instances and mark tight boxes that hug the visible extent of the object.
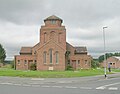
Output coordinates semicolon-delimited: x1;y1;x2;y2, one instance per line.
37;19;66;71
37;41;66;71
101;57;120;68
70;55;92;70
15;55;36;70
40;26;66;49
66;43;92;70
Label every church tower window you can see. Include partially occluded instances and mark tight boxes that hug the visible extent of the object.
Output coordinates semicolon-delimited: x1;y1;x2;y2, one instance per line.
58;33;62;43
51;20;56;24
44;32;47;43
49;49;52;64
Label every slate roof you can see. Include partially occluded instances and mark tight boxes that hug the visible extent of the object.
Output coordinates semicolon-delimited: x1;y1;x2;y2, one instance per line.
66;42;74;48
32;42;40;49
114;56;120;60
20;47;32;54
74;47;87;54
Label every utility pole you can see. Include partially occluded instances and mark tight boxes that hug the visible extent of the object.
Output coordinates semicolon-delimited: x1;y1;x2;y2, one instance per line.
103;26;108;78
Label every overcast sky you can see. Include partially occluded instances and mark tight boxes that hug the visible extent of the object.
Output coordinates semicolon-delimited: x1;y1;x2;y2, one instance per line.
0;0;120;60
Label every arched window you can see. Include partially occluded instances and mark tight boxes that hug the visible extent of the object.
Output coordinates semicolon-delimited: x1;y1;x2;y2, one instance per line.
43;51;47;64
50;31;55;40
56;51;59;64
49;49;52;64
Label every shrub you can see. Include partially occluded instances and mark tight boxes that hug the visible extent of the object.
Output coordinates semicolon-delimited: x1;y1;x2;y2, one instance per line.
30;63;36;71
66;65;74;71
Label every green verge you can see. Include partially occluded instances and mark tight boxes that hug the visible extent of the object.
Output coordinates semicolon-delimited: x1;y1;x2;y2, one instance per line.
111;69;120;72
0;68;107;78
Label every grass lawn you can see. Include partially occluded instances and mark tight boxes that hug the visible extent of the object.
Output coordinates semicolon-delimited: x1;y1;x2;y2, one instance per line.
0;68;107;78
111;68;120;72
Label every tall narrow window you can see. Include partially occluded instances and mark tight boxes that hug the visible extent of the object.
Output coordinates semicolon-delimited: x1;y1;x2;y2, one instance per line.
49;49;52;64
85;60;88;65
78;60;80;64
44;32;47;43
24;60;27;65
34;60;37;64
58;33;62;43
50;31;55;40
56;52;59;64
43;52;47;64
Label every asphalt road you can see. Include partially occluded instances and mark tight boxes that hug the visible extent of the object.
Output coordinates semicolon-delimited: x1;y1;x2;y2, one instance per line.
0;73;120;94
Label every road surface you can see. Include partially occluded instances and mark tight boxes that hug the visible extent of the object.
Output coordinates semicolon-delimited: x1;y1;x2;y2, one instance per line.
0;73;120;94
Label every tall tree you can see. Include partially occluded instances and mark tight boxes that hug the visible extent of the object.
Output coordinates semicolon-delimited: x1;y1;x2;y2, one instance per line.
0;44;6;64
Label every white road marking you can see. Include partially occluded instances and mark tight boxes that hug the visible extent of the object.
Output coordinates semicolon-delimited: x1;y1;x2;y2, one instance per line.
1;82;119;91
0;83;13;85
108;87;118;90
96;82;120;90
31;78;44;81
22;84;31;87
80;87;92;90
58;81;71;83
52;86;63;88
29;82;38;84
41;86;50;88
13;84;21;86
96;86;106;90
65;86;78;89
31;85;40;87
103;82;120;87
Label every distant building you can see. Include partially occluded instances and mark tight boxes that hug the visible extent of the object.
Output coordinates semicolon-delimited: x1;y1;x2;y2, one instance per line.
15;15;92;71
101;56;120;69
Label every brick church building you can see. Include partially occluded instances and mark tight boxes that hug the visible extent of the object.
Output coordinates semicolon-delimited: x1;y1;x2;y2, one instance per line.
15;15;92;71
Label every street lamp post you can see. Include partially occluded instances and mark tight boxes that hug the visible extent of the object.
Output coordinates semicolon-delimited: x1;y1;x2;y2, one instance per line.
103;26;108;78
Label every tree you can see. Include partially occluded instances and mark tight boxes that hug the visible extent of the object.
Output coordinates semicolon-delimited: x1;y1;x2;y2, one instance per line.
98;55;104;63
98;52;120;63
0;44;6;64
91;59;100;68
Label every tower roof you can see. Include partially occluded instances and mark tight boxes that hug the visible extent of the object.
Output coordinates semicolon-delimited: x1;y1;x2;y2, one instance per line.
44;15;63;22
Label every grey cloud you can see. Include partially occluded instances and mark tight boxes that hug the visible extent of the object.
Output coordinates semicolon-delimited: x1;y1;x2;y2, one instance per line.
0;23;39;60
0;0;120;26
0;0;120;60
0;0;46;24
